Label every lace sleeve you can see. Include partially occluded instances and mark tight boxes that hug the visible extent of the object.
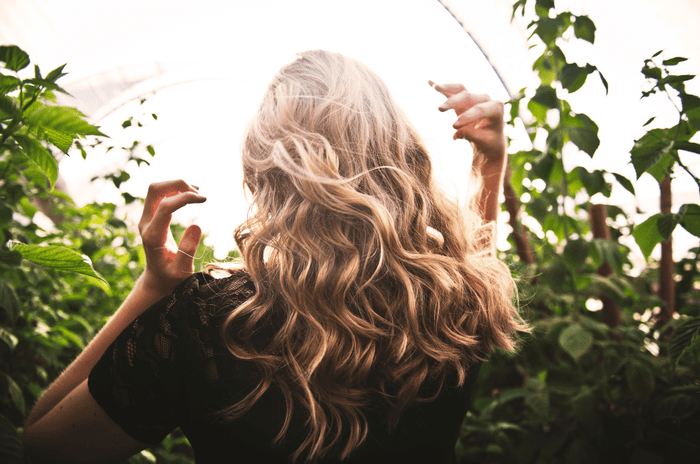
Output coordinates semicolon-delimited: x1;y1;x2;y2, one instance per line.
87;273;204;444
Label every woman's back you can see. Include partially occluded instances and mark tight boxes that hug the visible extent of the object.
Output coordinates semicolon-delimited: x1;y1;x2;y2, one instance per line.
89;271;481;463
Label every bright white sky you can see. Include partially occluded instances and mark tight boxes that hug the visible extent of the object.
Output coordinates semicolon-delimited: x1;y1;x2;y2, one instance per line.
1;0;699;260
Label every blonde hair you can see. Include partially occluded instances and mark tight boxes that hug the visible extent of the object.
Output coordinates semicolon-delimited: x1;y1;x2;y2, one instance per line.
213;50;525;462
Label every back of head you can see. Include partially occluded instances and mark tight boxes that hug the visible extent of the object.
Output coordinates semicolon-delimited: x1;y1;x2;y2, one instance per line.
219;50;524;462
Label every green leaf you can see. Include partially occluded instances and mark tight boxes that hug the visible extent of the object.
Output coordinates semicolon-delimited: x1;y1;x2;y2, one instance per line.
576;167;608;196
531;85;558;109
8;241;108;286
663;57;688;66
561;63;595;93
668;316;700;366
573;15;596;43
633;214;663;260
37;127;74;153
656;213;678;240
0;280;20;322
146;144;156;156
558;323;593;361
681;93;700;113
612;173;635;195
2;373;25;415
0;75;20;94
23;77;71;96
534;17;562;46
0;95;21;120
642;64;663;81
45;63;68;82
12;133;59;188
0;45;30;72
591;239;625;273
563;113;600;156
597;70;609;95
675;141;700;155
630;129;675;180
23;102;106;137
678;203;700;237
625;360;654;401
0;327;18;350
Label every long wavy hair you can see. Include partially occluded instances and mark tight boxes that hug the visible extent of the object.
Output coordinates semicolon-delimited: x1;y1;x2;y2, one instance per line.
213;50;526;462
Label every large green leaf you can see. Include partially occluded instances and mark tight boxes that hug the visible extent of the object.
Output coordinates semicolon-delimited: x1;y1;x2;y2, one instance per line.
0;75;20;94
0;327;18;350
573;15;596;43
632;214;663;260
562;113;600;156
630;128;675;181
558;323;593;361
8;241;107;286
38;126;74;153
612;173;635;196
0;45;30;72
678;203;700;237
23;102;106;138
12;133;59;188
2;373;25;415
561;63;595;93
667;316;700;366
0;95;21;120
0;280;20;322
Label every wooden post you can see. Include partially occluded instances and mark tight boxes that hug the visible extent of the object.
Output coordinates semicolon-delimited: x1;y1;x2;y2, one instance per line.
589;204;621;328
658;176;675;325
503;165;535;265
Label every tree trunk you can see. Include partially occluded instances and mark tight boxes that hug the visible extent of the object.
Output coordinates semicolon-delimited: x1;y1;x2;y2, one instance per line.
503;165;535;265
658;176;675;325
589;204;620;328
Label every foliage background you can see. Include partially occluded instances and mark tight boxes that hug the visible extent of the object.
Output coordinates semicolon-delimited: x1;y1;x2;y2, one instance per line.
1;1;699;463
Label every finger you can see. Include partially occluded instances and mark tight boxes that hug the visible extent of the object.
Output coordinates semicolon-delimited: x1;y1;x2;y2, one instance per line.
173;224;202;273
140;180;201;226
141;191;207;247
428;81;466;98
439;90;491;113
453;100;504;129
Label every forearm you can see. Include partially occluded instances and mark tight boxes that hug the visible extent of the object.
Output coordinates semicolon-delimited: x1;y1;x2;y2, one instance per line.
25;273;170;427
472;142;507;224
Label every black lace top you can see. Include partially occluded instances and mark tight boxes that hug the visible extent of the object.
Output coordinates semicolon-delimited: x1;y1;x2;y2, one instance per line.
88;271;481;464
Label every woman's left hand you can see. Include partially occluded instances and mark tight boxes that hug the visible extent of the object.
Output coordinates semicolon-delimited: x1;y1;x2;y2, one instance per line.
138;180;207;295
429;81;506;160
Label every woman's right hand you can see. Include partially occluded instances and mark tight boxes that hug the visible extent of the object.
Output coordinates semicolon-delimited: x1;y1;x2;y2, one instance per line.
137;180;207;296
429;81;506;162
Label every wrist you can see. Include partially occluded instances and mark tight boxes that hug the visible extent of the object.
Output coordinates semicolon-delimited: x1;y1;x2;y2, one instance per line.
137;270;175;301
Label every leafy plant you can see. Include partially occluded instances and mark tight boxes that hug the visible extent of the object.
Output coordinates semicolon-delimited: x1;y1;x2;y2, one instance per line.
456;1;700;463
0;45;199;463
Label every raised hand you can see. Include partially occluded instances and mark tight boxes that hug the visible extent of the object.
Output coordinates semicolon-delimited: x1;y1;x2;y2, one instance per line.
138;180;207;295
429;81;506;160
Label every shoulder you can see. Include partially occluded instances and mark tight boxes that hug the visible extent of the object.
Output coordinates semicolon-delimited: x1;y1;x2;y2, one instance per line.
184;269;256;315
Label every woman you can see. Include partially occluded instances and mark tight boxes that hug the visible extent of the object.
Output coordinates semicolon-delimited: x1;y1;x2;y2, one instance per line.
23;50;525;463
